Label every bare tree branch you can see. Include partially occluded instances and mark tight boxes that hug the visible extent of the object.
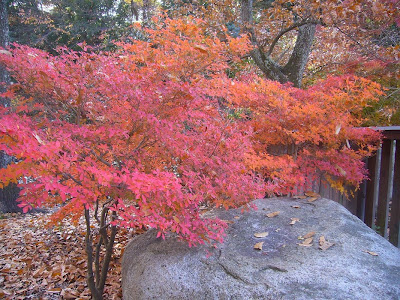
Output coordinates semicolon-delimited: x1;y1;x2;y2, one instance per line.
267;19;319;56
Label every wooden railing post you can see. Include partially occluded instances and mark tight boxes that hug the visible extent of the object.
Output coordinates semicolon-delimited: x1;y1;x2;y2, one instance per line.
376;139;395;237
389;141;400;247
365;150;380;228
356;178;367;221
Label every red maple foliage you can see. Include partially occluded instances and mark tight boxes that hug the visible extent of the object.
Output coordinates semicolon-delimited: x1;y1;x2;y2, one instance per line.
0;17;382;298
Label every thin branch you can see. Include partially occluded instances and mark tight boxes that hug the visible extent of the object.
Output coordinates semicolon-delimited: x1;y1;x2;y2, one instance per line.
94;198;100;223
208;122;229;158
276;47;291;63
385;88;400;99
90;149;112;167
62;172;83;186
132;136;149;152
267;20;319;56
333;24;386;63
99;206;110;246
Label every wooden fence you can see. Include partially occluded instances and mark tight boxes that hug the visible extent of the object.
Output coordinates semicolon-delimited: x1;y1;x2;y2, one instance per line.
315;126;400;248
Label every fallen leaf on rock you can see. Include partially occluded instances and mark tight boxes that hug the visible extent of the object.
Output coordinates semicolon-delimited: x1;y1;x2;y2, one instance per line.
307;197;319;202
299;231;315;240
289;218;300;225
266;211;280;218
234;216;240;219
364;250;378;256
254;232;269;238
291;205;301;208
292;195;307;199
298;237;313;247
305;191;320;198
221;219;234;224
254;242;264;250
319;236;334;250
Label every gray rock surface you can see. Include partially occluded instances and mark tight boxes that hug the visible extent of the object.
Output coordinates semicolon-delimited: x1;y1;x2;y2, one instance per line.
122;197;400;300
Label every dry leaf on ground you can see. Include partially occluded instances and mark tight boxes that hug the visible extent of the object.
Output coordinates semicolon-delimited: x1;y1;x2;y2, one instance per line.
266;211;280;218
319;236;335;250
254;242;264;250
291;205;301;208
298;237;313;247
364;250;378;256
298;231;315;240
289;218;300;225
307;197;319;202
221;219;234;224
254;232;269;238
292;195;307;199
0;211;134;299
305;191;320;198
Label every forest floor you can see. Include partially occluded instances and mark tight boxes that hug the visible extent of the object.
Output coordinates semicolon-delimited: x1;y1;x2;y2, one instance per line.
0;211;136;299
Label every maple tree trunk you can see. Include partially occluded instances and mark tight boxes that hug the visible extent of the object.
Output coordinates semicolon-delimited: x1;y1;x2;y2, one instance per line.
0;0;21;213
85;204;117;300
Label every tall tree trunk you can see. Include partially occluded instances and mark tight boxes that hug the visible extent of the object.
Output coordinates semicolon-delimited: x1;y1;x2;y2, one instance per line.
240;0;316;88
240;0;253;26
282;23;316;88
0;0;21;213
0;0;10;104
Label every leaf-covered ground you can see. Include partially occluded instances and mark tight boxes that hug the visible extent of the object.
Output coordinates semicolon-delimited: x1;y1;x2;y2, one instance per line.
0;211;135;299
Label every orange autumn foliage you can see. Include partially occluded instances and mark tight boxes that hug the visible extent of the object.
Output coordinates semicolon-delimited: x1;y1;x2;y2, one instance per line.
0;17;382;241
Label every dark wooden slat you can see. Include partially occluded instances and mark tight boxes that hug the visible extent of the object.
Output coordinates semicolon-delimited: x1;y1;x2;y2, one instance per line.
365;155;377;227
376;139;392;236
346;190;358;215
383;131;400;140
356;179;367;221
369;127;400;140
389;141;400;247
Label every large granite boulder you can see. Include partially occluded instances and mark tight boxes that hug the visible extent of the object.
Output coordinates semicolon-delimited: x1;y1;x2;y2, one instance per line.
122;197;400;300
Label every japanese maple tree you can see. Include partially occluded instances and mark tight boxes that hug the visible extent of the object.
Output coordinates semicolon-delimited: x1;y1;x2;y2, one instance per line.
0;17;382;299
0;18;265;299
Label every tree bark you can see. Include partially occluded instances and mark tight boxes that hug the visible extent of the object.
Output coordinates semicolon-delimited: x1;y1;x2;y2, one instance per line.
282;23;316;88
240;0;316;88
0;0;10;103
0;0;21;213
240;0;253;26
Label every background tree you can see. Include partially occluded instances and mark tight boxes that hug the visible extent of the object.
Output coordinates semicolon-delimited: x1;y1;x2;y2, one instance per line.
164;0;400;90
8;0;141;52
0;0;21;213
8;0;49;48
